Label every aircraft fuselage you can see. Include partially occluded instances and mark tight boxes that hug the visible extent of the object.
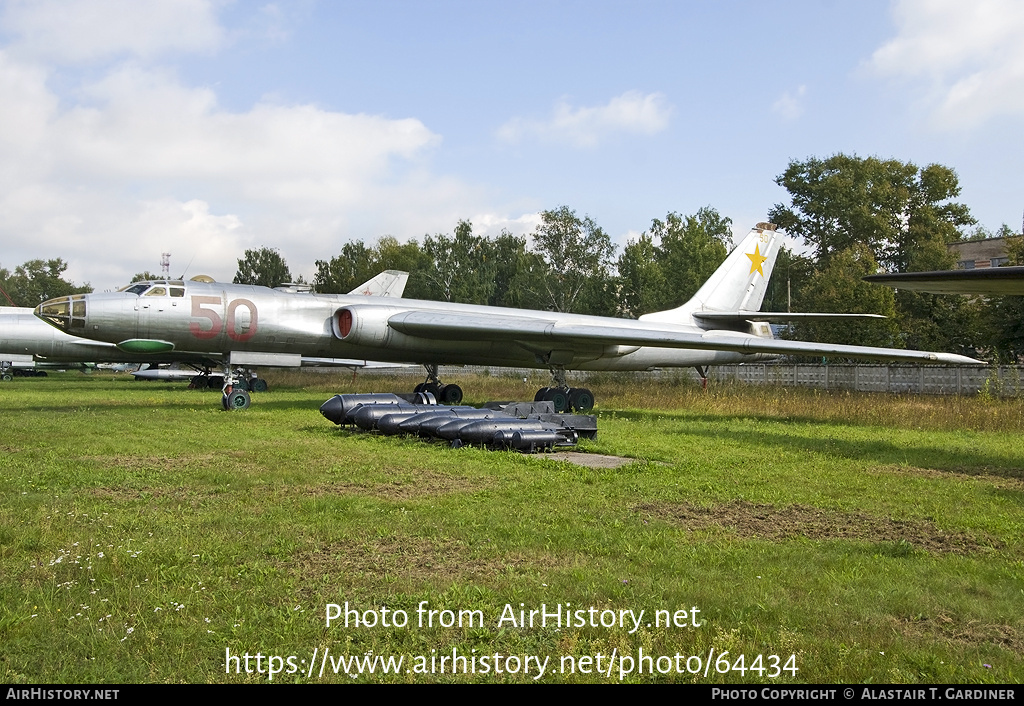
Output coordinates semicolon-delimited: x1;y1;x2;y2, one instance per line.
34;281;769;372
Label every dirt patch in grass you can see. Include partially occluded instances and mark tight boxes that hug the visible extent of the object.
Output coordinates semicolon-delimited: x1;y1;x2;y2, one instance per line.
293;535;554;587
893;614;1023;651
869;464;1024;488
295;471;487;499
636;500;1001;555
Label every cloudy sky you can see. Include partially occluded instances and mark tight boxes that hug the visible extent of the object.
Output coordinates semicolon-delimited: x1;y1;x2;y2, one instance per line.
1;0;1023;290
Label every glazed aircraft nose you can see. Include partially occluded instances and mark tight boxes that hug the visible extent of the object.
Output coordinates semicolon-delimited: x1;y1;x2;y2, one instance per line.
35;295;87;333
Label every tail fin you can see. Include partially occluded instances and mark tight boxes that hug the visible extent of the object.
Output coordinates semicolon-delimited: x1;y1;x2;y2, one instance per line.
348;270;409;298
639;222;783;324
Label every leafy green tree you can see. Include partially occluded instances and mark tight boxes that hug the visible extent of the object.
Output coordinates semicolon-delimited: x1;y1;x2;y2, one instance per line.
373;236;433;299
769;155;974;273
233;247;291;288
761;246;816;314
421;220;494;303
616;232;666;318
651;207;732;309
531;206;617;313
791;244;900;348
482;230;546;309
0;259;91;306
314;241;377;294
314;236;431;297
131;271;161;283
770;154;981;354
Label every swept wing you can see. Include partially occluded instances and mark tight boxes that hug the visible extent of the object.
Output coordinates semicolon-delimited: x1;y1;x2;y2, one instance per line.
385;310;980;365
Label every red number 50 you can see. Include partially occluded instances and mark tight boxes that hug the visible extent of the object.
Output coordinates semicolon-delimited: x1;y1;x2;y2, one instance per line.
189;296;259;342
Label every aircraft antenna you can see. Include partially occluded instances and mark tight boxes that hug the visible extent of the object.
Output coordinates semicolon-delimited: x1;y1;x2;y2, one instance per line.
177;253;196;280
160;252;171;277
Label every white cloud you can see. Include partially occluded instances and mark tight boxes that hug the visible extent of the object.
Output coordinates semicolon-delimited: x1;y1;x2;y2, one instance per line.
0;0;224;62
0;51;465;286
869;0;1024;129
469;212;543;237
52;65;440;205
772;85;806;121
497;91;672;148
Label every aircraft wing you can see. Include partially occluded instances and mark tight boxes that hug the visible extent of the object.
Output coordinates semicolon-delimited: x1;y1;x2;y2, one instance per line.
693;311;885;323
864;267;1024;296
386;310;983;365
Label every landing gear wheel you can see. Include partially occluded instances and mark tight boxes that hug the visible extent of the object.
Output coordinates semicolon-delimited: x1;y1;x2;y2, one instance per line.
1;373;12;382
534;387;551;402
251;378;268;393
208;375;224;390
223;389;251;411
422;382;441;399
568;387;595;412
439;384;463;405
543;388;570;413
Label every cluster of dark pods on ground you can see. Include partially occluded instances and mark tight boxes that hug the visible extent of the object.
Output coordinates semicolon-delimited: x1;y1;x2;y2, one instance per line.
319;393;597;453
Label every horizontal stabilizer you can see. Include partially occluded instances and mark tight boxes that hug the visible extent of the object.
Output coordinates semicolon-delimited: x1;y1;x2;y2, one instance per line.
693;311;886;323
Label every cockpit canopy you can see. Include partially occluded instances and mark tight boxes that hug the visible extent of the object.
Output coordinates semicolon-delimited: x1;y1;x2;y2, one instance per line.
36;294;87;332
118;280;186;297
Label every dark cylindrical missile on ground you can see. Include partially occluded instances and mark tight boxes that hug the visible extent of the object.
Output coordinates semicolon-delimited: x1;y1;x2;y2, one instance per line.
319;393;409;425
376;411;433;435
400;408;510;437
437;418;554;443
377;407;477;435
492;429;575;452
351;403;426;430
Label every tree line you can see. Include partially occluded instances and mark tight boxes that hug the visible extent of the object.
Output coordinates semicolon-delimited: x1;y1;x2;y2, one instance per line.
3;154;1022;361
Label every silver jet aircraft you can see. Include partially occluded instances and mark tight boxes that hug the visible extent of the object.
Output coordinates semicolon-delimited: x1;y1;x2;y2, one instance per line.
35;223;981;411
6;271;408;386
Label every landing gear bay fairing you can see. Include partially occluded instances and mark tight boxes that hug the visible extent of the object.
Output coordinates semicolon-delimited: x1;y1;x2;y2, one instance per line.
35;224;982;410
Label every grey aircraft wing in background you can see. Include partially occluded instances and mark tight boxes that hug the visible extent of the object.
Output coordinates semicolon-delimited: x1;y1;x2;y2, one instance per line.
864;267;1024;296
36;223;983;411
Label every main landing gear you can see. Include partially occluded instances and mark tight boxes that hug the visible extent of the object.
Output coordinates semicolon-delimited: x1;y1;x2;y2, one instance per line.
694;366;709;391
412;364;463;404
535;367;594;413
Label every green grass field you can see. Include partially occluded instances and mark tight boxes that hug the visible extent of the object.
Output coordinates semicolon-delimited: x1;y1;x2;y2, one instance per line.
1;370;1022;683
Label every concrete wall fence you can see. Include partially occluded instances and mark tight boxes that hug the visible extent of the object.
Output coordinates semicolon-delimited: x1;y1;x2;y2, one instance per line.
707;363;1022;397
340;363;1021;397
